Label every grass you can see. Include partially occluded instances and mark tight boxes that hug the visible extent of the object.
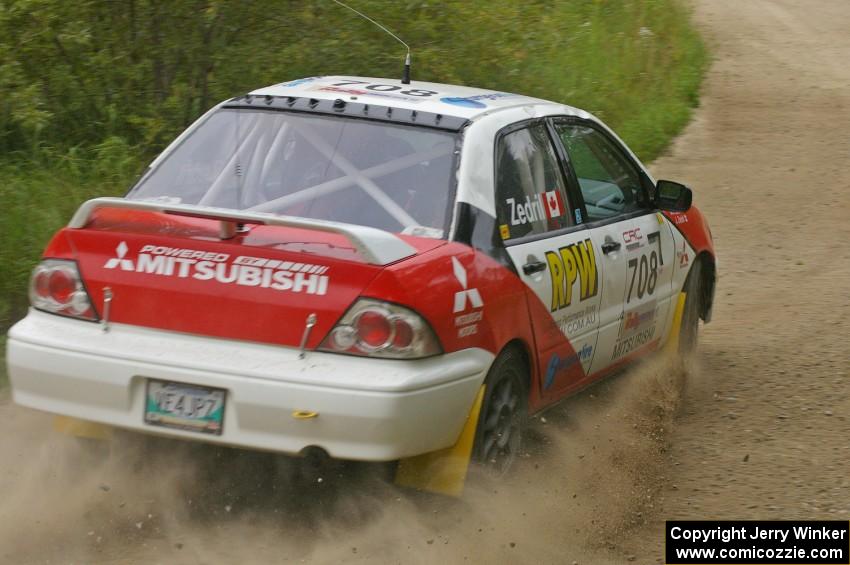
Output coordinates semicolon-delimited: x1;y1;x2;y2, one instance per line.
0;140;140;329
0;0;707;333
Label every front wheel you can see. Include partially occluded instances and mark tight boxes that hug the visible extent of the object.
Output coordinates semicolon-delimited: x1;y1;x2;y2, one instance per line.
679;260;703;356
471;348;527;477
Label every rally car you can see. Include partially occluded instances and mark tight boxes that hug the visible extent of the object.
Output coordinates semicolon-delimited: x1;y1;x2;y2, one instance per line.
6;76;715;492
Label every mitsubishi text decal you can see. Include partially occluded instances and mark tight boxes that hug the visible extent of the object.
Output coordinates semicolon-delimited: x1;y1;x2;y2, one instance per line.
611;301;658;360
103;242;330;295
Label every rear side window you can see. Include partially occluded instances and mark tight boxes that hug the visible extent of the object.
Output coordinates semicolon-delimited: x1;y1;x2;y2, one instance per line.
495;124;571;241
554;123;647;222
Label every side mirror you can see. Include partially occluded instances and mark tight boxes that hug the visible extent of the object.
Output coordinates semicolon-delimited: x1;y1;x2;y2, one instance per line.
655;180;693;212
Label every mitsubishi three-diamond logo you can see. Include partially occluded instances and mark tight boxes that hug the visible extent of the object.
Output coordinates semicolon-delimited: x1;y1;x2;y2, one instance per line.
452;256;483;313
104;241;135;271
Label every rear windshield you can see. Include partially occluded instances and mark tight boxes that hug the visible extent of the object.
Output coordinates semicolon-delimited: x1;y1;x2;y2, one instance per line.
128;109;457;236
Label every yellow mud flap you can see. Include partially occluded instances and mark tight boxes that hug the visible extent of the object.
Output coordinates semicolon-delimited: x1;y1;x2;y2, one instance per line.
53;415;114;441
394;384;485;497
662;291;687;354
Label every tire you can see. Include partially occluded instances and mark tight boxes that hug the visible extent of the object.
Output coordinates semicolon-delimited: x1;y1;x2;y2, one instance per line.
471;348;528;477
679;259;703;356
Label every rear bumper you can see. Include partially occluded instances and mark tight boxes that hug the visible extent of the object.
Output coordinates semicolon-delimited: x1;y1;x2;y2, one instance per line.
7;310;493;461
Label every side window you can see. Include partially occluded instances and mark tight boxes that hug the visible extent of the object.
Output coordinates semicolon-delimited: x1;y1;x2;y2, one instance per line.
555;123;647;222
495;124;571;241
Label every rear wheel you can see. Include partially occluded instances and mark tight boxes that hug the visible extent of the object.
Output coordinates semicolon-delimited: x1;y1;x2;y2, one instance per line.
472;348;527;477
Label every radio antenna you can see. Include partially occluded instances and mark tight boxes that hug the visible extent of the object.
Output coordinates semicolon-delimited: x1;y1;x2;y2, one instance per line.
330;0;412;84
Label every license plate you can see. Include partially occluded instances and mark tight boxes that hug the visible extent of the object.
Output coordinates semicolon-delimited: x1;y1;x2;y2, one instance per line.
144;379;225;435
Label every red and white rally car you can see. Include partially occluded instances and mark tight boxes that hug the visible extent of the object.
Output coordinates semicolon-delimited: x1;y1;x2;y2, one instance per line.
6;76;715;483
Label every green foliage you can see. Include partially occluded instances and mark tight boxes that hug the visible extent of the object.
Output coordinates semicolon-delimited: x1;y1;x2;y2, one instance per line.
0;0;707;330
0;152;136;327
0;0;705;155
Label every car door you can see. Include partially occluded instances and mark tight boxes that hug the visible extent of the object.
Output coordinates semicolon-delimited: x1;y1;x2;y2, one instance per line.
494;121;602;400
551;119;676;375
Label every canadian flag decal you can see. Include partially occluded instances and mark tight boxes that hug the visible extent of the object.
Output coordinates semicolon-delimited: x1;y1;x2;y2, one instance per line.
543;190;565;219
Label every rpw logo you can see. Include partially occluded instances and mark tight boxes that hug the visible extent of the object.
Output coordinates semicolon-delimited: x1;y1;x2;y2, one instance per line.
104;241;135;271
451;257;483;313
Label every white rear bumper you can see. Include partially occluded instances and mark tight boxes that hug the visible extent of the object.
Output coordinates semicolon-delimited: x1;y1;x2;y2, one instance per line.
6;310;493;461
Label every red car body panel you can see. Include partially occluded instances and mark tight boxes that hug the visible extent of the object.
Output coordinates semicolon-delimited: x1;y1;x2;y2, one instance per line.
664;207;714;259
46;209;448;349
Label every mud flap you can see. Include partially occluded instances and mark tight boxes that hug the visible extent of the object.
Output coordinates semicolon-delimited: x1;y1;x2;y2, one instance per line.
662;292;687;354
394;384;486;497
53;416;114;441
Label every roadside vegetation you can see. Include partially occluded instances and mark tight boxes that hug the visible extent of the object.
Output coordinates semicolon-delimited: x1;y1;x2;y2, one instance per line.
0;0;706;332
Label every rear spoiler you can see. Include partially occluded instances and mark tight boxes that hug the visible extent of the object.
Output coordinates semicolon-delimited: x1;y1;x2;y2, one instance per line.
68;197;417;266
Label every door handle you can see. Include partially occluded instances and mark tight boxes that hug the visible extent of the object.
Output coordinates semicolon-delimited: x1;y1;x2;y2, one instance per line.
523;260;547;275
601;241;621;254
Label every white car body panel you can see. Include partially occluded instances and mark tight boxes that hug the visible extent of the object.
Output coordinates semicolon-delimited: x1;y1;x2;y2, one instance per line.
7;310;492;461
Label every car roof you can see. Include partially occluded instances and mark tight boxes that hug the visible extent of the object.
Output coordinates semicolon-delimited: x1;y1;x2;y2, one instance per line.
249;75;569;120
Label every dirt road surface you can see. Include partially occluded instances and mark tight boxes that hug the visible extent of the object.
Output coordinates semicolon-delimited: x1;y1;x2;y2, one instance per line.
1;1;848;563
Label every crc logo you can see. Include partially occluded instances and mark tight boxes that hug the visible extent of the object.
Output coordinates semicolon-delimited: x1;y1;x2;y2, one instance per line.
104;241;135;271
451;257;483;313
622;228;643;243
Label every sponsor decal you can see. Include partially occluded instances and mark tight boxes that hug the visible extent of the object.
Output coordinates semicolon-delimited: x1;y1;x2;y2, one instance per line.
499;224;510;240
545;238;598;312
312;85;423;103
451;256;483;314
279;76;321;88
104;241;134;271
439;92;515;109
102;242;330;295
668;211;688;225
575;208;583;224
611;326;656;360
455;311;483;338
451;257;483;336
507;190;565;226
622;227;644;251
612;301;658;360
678;240;690;268
622;304;656;333
544;343;593;390
557;304;597;337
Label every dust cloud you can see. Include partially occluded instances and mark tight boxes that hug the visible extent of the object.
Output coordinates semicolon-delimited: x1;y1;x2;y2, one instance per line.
0;355;690;564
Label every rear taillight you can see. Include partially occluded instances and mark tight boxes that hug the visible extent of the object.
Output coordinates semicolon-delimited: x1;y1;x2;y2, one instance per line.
29;260;98;321
319;298;441;359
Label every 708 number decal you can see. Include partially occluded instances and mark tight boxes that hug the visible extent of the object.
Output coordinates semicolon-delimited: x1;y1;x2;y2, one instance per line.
331;80;438;98
626;232;664;303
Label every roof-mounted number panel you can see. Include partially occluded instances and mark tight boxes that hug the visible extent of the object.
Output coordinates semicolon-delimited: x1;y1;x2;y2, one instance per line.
223;95;469;132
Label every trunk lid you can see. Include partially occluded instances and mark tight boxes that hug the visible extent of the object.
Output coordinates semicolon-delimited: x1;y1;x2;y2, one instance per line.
65;208;443;348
